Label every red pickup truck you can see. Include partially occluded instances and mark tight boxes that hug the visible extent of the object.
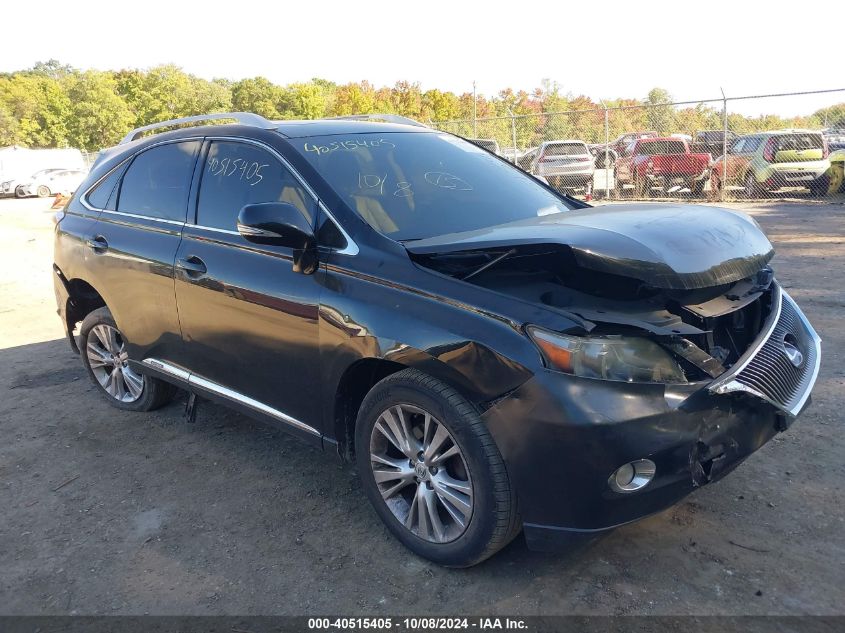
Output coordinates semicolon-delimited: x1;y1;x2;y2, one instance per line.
615;137;712;196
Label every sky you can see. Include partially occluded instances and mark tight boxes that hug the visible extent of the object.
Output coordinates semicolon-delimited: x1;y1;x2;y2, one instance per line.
1;0;843;118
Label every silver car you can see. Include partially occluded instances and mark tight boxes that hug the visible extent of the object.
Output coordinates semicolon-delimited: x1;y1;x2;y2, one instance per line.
530;140;595;190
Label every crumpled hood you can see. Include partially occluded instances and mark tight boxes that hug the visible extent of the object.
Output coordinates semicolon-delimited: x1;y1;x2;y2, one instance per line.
405;203;774;290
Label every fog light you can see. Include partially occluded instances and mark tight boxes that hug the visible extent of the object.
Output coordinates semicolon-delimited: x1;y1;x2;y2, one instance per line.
609;459;656;493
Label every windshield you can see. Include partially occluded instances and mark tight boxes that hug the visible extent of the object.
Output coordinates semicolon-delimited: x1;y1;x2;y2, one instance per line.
293;132;574;240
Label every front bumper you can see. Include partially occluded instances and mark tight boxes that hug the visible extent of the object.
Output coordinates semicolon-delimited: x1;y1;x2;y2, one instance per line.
482;286;820;551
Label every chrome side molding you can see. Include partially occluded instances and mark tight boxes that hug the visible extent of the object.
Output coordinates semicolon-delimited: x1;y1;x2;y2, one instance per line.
142;358;321;437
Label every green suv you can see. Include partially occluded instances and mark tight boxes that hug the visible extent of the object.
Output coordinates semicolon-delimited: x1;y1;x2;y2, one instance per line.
711;130;831;196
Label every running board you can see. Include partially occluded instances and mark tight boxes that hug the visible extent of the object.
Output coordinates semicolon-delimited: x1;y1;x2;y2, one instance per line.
141;358;321;438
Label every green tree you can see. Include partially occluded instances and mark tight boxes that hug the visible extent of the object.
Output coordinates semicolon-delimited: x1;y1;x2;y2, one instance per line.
65;71;134;150
645;87;674;134
231;77;284;118
29;59;75;80
278;83;328;119
0;74;70;146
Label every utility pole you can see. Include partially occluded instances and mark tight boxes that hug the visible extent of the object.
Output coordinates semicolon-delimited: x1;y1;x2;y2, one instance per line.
720;87;728;203
473;80;477;138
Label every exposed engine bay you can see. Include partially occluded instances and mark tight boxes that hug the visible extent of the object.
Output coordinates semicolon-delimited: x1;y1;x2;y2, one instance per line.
411;244;775;382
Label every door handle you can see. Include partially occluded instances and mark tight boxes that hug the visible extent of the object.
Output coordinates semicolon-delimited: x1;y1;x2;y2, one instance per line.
86;235;108;252
176;255;207;277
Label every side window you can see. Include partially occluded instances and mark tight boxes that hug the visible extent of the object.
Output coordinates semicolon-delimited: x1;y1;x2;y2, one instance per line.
117;141;200;221
744;137;761;152
196;140;316;231
86;162;128;210
730;139;746;154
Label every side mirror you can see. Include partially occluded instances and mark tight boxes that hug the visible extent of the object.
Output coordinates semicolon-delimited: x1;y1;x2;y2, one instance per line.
237;202;315;249
237;202;317;273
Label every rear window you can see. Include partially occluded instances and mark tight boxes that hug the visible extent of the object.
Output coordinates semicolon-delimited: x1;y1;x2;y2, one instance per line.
86;163;128;210
542;143;588;156
772;134;823;152
636;140;687;155
117;141;200;222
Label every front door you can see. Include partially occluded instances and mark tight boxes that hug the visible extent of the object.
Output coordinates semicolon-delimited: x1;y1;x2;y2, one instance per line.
173;139;323;436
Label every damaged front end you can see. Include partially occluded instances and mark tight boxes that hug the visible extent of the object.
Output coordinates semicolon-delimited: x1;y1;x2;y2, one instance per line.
406;205;821;548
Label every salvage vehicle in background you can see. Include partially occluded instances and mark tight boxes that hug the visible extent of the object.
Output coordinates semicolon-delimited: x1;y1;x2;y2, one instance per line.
53;113;821;567
528;140;595;191
16;168;88;198
615;137;712;196
691;130;738;158
710;130;831;197
587;132;657;169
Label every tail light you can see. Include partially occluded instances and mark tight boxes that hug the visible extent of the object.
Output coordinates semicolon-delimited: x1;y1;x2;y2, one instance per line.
763;138;777;162
647;159;654;172
822;137;830;159
537;153;549;163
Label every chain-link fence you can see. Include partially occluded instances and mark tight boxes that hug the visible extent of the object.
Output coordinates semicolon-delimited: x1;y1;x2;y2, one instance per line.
432;89;845;203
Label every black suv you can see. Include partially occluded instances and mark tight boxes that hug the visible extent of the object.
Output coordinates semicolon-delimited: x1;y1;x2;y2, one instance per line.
53;113;821;567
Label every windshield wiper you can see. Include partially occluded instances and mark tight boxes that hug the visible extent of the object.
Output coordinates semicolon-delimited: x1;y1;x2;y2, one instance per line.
462;248;517;281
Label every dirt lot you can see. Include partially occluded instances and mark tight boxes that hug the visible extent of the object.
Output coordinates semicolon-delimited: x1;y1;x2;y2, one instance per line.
0;196;843;616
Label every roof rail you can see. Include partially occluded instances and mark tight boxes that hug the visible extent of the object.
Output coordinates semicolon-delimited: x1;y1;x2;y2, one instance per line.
326;114;429;128
119;112;274;145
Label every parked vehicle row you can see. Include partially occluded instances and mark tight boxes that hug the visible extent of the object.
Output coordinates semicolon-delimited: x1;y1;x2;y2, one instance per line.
1;167;88;198
511;128;838;198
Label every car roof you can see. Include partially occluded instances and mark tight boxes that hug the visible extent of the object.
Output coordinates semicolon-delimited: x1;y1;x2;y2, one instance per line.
272;119;433;138
94;119;435;169
542;139;588;146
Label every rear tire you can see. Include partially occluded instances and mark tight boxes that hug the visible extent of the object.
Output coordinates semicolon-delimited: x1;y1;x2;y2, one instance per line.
690;179;705;196
744;171;763;198
809;174;830;197
80;307;177;412
36;185;51;198
633;175;647;198
355;368;520;567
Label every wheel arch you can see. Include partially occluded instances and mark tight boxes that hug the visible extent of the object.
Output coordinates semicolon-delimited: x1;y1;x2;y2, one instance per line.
330;340;533;460
63;276;108;351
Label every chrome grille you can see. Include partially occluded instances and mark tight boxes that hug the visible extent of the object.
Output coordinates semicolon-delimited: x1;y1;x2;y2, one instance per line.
709;285;821;416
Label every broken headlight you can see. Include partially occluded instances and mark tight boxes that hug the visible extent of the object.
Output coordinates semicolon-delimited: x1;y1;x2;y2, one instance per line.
527;327;687;384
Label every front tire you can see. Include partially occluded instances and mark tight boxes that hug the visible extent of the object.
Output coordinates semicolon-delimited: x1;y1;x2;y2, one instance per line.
80;307;177;412
14;185;28;198
355;368;520;567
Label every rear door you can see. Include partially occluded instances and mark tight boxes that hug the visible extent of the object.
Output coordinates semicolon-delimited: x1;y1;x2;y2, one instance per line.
82;139;200;363
172;138;323;438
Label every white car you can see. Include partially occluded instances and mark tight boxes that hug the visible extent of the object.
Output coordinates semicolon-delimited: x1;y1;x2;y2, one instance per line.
16;168;88;198
530;140;595;191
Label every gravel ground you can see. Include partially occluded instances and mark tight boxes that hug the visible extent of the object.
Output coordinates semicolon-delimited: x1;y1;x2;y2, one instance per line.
0;196;843;615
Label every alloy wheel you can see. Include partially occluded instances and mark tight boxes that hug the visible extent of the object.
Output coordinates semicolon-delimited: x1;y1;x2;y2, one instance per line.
86;324;145;403
369;403;474;543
